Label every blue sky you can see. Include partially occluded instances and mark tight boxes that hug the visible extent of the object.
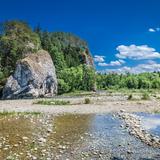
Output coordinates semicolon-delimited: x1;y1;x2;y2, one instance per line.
1;0;160;73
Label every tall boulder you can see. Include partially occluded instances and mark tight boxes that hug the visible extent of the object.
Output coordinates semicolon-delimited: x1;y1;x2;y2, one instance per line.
3;50;57;99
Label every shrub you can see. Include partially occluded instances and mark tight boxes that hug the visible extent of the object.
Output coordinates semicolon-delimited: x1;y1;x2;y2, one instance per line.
141;92;150;100
84;98;91;104
153;110;160;114
127;94;133;100
58;79;70;95
34;100;70;105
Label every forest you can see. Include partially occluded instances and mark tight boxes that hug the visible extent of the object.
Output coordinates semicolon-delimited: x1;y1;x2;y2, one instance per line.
96;72;160;90
0;20;96;95
0;20;160;96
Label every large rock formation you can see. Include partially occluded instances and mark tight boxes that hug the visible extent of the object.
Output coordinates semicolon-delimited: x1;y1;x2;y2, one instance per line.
3;50;57;99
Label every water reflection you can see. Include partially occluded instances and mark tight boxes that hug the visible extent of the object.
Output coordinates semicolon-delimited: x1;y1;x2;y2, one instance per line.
138;113;160;136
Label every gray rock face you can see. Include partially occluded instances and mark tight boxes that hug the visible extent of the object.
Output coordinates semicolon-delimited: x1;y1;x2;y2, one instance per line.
3;50;57;99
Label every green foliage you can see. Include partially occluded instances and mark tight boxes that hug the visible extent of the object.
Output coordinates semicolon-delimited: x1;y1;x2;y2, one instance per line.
125;77;138;89
84;98;91;104
58;79;70;94
0;20;96;96
1;20;160;97
58;65;96;94
0;111;41;116
49;32;88;49
58;65;83;92
0;20;42;98
0;70;7;97
127;94;133;100
0;71;4;79
153;110;160;114
36;30;95;94
138;78;151;89
81;65;96;91
39;31;90;69
62;91;94;97
50;46;67;76
141;92;150;100
96;72;160;90
152;78;160;89
34;99;70;105
0;20;41;75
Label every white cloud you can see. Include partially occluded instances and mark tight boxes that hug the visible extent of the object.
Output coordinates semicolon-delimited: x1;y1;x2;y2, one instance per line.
149;28;156;32
98;59;125;67
118;59;125;64
105;61;160;74
94;55;105;62
148;27;160;32
116;45;160;60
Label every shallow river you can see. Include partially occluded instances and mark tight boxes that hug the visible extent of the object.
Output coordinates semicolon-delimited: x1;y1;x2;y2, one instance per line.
138;113;160;137
0;113;160;160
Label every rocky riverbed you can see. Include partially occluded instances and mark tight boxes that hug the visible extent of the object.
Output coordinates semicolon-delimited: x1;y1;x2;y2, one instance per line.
118;111;160;148
0;113;160;160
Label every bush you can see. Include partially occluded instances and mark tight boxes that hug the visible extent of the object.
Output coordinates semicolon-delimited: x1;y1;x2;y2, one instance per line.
84;98;91;104
58;79;70;95
127;94;133;100
152;79;160;89
153;110;160;114
141;92;150;100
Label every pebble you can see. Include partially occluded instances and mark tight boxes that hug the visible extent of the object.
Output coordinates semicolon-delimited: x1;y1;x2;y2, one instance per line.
38;137;46;143
22;136;29;141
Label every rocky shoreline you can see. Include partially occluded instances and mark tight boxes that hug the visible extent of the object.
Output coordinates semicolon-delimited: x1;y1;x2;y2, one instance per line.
118;111;160;148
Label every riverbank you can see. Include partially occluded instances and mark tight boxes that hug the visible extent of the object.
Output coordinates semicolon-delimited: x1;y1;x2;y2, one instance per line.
1;93;160;159
0;93;160;114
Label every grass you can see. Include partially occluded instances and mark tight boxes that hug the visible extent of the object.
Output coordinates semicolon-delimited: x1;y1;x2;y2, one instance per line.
0;111;41;116
127;92;150;101
153;109;160;114
34;98;93;105
62;91;95;97
106;88;159;95
141;92;150;100
34;99;70;105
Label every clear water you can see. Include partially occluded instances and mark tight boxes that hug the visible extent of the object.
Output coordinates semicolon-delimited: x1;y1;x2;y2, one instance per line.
137;113;160;137
0;113;160;160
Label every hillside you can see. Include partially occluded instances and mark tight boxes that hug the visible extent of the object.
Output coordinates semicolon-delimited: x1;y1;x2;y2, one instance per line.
0;20;96;98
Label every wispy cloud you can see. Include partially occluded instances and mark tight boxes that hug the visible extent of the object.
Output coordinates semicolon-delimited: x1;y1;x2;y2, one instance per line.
94;55;105;62
148;28;156;32
98;59;125;67
105;61;160;74
116;45;160;60
148;27;160;32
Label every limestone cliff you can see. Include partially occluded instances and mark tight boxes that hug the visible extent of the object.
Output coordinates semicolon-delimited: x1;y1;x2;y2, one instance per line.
3;50;57;99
